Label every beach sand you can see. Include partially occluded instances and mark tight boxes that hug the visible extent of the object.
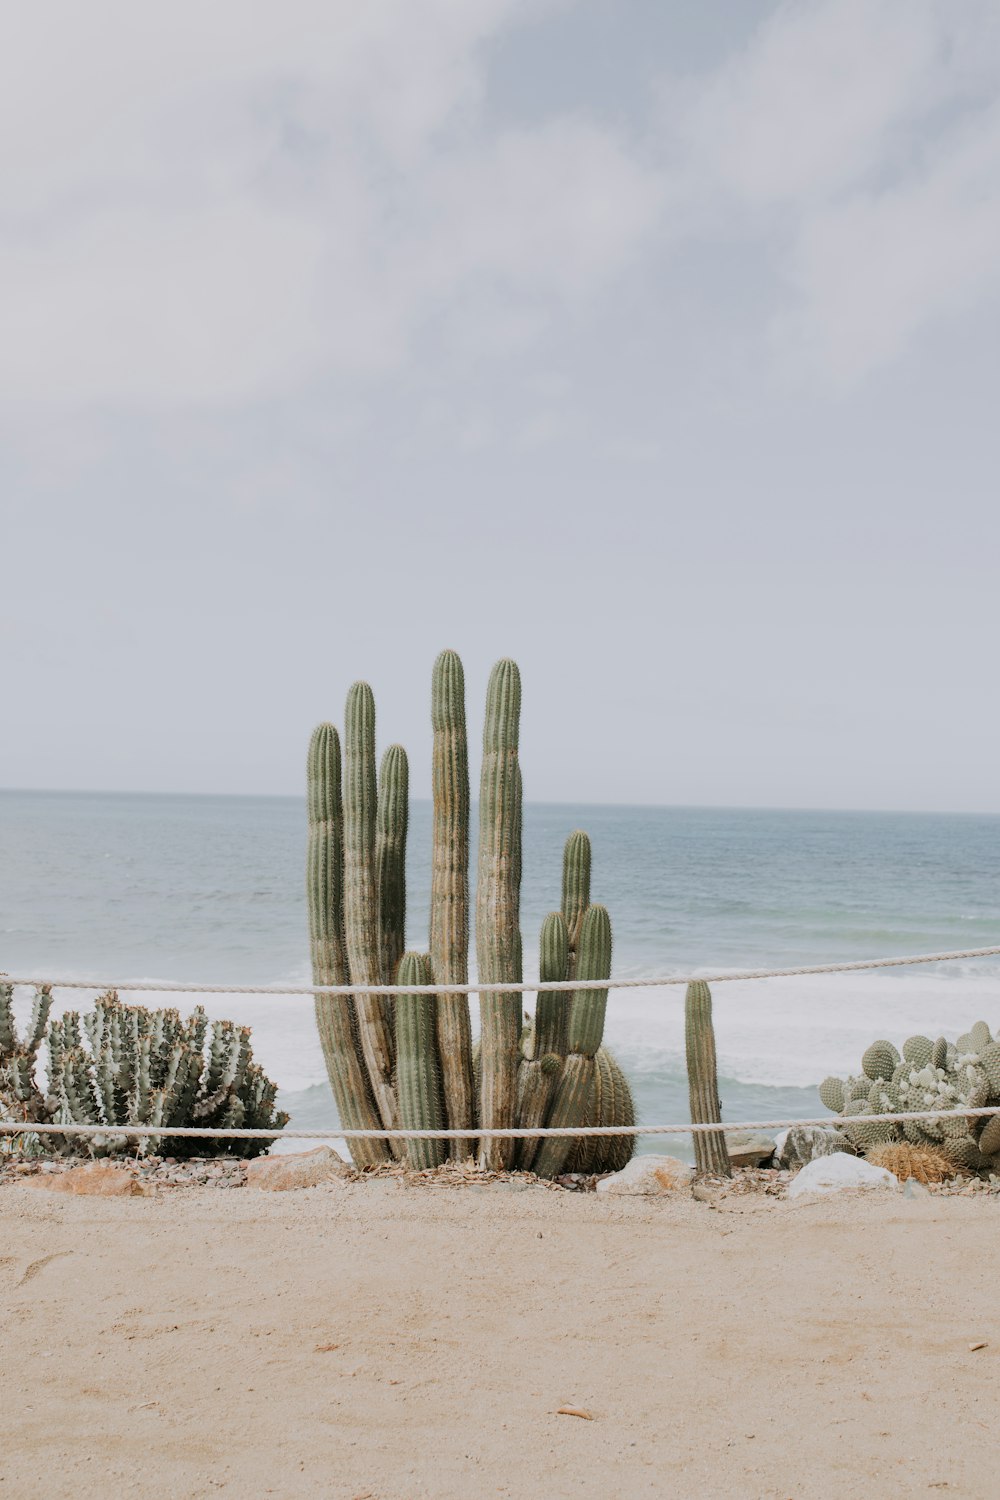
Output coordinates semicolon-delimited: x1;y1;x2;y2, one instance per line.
2;1178;997;1499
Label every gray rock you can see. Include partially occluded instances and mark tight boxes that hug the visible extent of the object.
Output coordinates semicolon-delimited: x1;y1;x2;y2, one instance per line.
775;1125;854;1170
723;1130;776;1168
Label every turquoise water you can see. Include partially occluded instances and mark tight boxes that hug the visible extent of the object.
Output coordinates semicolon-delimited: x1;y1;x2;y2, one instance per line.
2;790;999;1157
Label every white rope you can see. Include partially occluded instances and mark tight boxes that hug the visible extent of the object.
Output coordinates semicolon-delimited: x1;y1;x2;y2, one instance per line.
4;943;1000;997
2;1104;998;1143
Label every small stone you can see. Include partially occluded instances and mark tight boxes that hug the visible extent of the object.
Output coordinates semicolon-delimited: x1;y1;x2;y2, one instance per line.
724;1130;776;1168
596;1155;692;1196
787;1154;898;1199
245;1146;350;1193
903;1178;930;1199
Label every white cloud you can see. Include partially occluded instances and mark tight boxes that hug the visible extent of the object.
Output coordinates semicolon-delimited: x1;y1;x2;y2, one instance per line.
780;102;1000;381
0;0;662;407
677;0;946;205
668;0;1000;382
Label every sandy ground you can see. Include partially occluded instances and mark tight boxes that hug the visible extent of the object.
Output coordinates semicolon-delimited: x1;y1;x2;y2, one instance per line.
2;1179;998;1500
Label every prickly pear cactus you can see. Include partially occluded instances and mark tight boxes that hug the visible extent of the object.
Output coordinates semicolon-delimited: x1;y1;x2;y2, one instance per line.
819;1020;1000;1171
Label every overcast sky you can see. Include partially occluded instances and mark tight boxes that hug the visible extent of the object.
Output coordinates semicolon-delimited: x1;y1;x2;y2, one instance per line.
4;0;1000;811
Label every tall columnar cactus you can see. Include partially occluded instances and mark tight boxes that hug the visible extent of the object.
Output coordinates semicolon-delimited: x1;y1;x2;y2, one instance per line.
306;724;387;1168
685;981;731;1177
561;831;591;980
376;744;408;986
306;651;638;1181
394;952;446;1171
343;682;399;1143
429;649;475;1157
476;658;523;1170
534;904;612;1179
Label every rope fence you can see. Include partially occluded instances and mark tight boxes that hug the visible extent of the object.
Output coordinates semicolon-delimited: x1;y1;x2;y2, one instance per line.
2;1105;1000;1145
3;943;999;1147
4;942;1000;996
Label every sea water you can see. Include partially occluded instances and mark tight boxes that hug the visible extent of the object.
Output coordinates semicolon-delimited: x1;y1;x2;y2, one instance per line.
2;790;999;1158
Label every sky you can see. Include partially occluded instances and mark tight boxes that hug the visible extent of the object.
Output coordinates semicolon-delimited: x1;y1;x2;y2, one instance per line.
4;0;1000;812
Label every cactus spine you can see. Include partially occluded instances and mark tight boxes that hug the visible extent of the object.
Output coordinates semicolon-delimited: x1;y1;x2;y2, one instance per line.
476;659;523;1170
395;952;445;1170
306;723;387;1168
429;649;475;1158
343;682;399;1146
685;981;731;1177
376;744;408;986
533;904;612;1179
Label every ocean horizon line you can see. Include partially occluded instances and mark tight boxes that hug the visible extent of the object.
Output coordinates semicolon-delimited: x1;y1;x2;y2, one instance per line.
2;785;999;820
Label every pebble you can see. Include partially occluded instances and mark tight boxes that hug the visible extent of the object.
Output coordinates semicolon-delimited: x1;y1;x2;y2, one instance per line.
0;1154;249;1189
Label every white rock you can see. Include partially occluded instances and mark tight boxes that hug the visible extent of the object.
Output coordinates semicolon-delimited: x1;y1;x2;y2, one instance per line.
596;1155;692;1196
787;1153;898;1199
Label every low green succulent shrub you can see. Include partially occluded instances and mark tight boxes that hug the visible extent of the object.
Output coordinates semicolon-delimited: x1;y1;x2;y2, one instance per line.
818;1020;1000;1172
0;984;287;1158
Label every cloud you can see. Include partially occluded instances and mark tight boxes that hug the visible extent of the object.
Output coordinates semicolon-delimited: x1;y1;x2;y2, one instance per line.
668;0;1000;382
0;0;662;407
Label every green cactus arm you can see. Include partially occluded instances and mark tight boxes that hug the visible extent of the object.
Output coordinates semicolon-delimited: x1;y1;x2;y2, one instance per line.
394;952;445;1171
429;648;475;1155
514;1052;561;1173
531;905;613;1179
566;905;612;1058
567;1045;636;1175
533;912;570;1059
376;744;409;987
561;831;591;979
685;981;731;1177
26;988;53;1057
59;1051;99;1125
476;658;523;1170
343;682;400;1144
533;1054;595;1178
306;721;387;1168
0;983;17;1055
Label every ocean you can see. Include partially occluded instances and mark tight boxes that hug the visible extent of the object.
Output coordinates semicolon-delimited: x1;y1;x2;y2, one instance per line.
2;790;999;1158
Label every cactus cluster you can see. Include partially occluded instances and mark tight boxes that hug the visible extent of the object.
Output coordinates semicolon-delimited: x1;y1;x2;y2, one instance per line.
818;1021;1000;1172
307;651;636;1177
0;985;287;1157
